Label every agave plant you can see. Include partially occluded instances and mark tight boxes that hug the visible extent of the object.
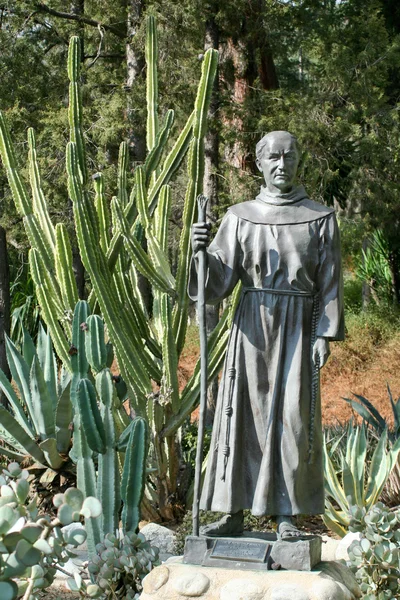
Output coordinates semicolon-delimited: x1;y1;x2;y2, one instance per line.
343;386;400;506
324;422;400;537
0;325;71;472
0;17;235;519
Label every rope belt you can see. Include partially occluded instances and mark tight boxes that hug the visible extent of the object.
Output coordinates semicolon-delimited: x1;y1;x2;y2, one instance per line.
220;287;320;482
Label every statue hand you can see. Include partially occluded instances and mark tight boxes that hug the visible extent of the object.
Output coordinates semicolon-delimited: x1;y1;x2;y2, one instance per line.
191;221;211;254
312;337;330;368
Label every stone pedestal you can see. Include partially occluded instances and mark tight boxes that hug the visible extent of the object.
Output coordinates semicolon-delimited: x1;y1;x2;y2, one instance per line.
141;559;361;600
184;533;321;571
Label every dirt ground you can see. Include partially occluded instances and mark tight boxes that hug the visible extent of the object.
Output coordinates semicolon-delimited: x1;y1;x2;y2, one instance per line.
179;325;400;427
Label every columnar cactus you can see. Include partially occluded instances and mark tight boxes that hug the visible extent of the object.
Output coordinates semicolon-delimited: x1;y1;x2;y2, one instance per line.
70;301;149;555
0;17;238;518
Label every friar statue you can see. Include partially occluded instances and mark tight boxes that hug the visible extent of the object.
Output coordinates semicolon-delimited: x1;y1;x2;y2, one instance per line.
189;130;344;540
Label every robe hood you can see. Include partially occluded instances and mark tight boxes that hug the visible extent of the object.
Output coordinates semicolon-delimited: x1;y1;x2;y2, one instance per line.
228;185;334;225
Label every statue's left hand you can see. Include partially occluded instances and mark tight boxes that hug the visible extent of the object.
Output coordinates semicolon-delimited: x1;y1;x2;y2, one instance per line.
312;337;330;368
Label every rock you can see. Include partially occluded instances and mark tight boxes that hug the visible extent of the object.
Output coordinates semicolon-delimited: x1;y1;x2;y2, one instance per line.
321;535;340;562
140;559;361;600
335;533;361;562
143;565;170;594
141;523;177;556
220;579;263;600
172;572;210;596
270;584;309;600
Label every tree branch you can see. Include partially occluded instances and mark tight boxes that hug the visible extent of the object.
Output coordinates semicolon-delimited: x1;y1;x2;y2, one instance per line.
34;2;125;38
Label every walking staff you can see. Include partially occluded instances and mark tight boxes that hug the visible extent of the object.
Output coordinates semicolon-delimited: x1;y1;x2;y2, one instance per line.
192;193;209;537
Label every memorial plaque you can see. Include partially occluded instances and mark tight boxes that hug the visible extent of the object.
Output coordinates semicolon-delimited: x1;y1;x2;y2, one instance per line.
210;539;271;563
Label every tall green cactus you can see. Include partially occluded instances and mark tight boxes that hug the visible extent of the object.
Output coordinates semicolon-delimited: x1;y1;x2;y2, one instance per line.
70;301;148;554
0;17;239;518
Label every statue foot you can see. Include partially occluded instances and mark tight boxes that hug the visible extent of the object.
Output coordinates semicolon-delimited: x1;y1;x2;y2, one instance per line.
200;510;244;537
276;516;302;541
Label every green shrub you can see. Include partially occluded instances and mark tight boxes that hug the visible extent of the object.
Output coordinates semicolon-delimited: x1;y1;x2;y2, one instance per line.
348;502;400;599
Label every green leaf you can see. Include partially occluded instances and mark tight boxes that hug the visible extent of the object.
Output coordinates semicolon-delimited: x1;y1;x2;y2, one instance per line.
30;354;56;440
0;581;18;600
0;407;45;464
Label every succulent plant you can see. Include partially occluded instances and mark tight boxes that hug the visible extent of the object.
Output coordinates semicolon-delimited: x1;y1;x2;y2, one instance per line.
68;531;159;599
323;422;400;537
348;502;400;599
0;462;101;600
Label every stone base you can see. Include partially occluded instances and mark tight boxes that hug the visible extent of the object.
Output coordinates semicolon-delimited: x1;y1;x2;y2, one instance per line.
141;559;361;600
184;532;321;571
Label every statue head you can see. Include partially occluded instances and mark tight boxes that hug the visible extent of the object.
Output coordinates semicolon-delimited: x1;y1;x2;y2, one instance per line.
256;131;300;194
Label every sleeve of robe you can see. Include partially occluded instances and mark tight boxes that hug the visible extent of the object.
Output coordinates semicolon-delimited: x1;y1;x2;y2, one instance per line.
188;211;241;305
316;212;345;341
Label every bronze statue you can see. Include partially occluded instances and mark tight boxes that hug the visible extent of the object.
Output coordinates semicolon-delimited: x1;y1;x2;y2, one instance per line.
190;130;344;540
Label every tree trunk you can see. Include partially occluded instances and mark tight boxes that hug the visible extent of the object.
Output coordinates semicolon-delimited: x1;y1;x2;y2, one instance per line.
204;10;220;426
0;226;11;408
126;0;146;161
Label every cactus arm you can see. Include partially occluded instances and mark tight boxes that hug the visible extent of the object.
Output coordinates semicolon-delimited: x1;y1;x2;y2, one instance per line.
29;250;71;369
121;417;150;533
0;407;46;464
155;185;171;253
93;173;110;254
0;369;33;436
85;315;107;373
163;329;230;437
38;438;64;470
112;272;162;382
55;381;72;455
146;15;159;154
77;378;106;454
172;48;218;355
96;369;120;535
42;329;58;411
144;109;174;183
75;420;102;555
55;223;79;310
161;294;180;414
70;301;101;555
102;110;192;277
27;128;56;250
0;113;56;279
70;300;90;403
117;142;129;208
68;145;152;399
68;36;87;185
147;111;194;214
30;355;56;440
113;197;175;295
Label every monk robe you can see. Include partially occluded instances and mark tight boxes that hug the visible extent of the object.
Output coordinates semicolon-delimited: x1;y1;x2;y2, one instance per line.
189;186;344;516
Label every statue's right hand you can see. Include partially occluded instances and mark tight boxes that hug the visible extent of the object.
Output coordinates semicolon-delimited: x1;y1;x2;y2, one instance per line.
191;222;211;254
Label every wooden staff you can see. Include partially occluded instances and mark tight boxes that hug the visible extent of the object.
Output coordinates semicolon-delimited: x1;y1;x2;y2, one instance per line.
192;193;209;537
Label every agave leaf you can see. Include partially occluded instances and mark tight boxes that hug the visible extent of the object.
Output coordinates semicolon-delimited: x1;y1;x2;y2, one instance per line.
0;407;45;464
353;393;387;431
322;512;347;539
56;380;72;455
0;369;33;437
323;441;349;512
342;397;382;432
30;355;56;440
364;428;389;508
39;438;63;470
5;335;37;432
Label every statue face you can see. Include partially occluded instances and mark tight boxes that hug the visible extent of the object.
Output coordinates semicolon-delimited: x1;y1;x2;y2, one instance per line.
256;132;299;194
